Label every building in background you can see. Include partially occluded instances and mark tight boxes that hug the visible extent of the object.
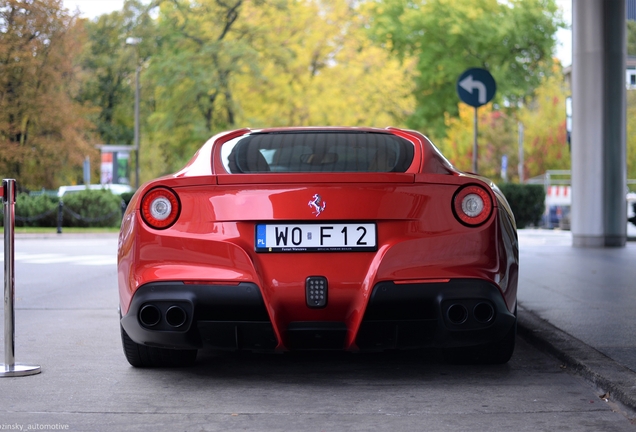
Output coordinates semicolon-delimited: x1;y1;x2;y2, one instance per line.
98;145;134;185
628;0;636;20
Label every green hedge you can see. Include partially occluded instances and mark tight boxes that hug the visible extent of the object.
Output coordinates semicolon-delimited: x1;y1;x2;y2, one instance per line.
498;183;545;229
14;193;59;227
1;190;124;228
61;190;123;228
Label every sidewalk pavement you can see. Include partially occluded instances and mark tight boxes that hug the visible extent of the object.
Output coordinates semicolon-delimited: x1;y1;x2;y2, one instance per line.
517;229;636;411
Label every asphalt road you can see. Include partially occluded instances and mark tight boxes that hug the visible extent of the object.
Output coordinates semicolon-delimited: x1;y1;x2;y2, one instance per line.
0;234;633;431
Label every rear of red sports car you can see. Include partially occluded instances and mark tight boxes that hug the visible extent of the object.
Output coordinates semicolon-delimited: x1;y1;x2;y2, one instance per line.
118;127;518;367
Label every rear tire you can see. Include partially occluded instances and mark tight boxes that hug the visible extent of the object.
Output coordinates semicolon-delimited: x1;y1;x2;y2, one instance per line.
121;325;197;368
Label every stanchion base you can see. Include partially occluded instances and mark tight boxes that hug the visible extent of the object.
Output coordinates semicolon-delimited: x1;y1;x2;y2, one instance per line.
0;364;41;377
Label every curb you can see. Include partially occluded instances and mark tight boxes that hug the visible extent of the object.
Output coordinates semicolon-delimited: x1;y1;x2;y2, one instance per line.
518;305;636;412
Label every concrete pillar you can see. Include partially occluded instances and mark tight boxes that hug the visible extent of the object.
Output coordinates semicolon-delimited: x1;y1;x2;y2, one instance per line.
571;0;627;247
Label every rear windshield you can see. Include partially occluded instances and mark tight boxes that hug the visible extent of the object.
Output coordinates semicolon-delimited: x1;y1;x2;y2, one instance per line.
220;131;415;173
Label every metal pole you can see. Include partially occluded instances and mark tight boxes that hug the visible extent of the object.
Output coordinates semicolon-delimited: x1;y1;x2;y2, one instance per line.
545;172;551;230
134;64;140;189
1;179;41;377
472;107;478;174
3;180;15;367
518;121;524;183
57;200;63;234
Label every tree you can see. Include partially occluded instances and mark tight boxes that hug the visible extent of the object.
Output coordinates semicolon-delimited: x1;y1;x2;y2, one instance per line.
628;20;636;56
141;0;416;178
233;0;415;128
0;0;95;190
627;90;636;184
140;0;254;175
78;0;158;147
518;68;570;179
627;20;636;185
440;103;518;181
369;0;563;140
440;66;569;182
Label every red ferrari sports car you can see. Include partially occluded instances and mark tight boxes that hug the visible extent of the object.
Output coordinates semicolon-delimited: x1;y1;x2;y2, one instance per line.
118;127;518;367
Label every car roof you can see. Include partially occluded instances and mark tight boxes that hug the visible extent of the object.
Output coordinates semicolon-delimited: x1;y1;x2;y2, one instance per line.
171;127;457;178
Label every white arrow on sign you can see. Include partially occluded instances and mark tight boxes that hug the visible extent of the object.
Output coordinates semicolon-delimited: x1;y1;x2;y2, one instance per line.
459;75;487;104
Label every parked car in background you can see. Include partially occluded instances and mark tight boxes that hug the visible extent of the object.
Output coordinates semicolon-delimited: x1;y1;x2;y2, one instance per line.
57;184;133;198
628;192;636;237
118;127;519;367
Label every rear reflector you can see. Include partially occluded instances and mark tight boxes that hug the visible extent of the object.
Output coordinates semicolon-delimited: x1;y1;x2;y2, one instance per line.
183;281;241;286
394;278;450;285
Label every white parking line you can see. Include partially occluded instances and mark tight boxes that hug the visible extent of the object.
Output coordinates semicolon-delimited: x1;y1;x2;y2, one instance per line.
0;252;116;266
15;253;60;260
75;257;117;266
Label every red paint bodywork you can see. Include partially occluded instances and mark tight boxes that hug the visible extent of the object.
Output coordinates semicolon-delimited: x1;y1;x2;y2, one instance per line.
118;127;518;351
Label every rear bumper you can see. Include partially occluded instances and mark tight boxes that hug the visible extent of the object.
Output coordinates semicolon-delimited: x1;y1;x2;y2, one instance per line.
120;282;277;350
356;279;515;350
120;279;515;351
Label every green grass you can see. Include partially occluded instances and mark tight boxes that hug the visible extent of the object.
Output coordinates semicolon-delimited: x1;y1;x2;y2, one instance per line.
1;226;120;234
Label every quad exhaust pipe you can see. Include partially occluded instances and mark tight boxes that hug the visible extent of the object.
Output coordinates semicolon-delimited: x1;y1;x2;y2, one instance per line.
473;302;495;323
165;305;187;328
139;304;161;327
446;302;495;325
447;304;468;325
139;304;188;328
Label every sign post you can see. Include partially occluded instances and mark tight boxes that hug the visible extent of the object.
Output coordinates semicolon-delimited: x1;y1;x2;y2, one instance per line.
1;179;41;377
456;68;496;174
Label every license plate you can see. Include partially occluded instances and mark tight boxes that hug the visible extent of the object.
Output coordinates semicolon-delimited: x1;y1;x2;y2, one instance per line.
255;223;377;252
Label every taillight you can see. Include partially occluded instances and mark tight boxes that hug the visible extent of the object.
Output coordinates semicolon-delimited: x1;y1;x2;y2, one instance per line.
140;187;180;229
452;184;493;226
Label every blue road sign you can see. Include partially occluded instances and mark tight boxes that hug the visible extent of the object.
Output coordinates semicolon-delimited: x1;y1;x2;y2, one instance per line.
457;68;496;107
